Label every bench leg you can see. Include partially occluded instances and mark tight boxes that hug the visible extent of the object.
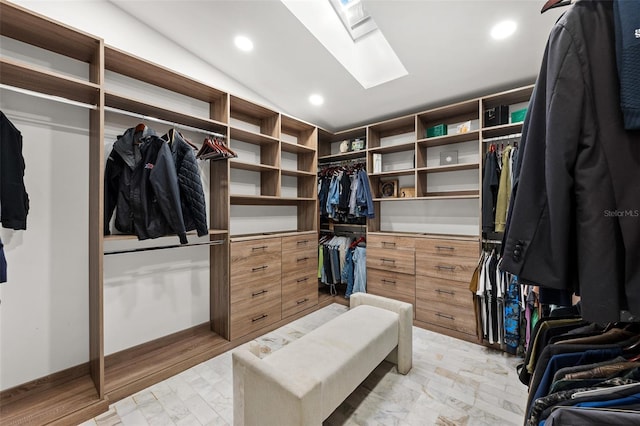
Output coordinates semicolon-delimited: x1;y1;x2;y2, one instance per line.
350;293;413;374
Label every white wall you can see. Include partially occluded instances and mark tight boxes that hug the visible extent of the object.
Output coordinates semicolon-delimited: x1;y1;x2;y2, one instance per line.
0;89;90;390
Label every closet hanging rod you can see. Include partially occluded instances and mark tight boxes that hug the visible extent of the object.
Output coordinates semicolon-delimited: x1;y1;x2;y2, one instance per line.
104;106;227;139
483;133;522;143
104;239;224;255
482;239;503;245
0;84;98;110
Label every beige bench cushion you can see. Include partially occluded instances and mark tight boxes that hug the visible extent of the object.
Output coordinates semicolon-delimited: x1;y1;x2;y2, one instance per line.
262;304;399;419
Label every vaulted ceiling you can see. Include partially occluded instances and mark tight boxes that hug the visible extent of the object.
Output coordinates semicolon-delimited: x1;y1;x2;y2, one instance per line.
110;0;564;131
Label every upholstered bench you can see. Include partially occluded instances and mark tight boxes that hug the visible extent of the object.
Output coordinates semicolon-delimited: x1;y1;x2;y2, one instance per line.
232;293;413;426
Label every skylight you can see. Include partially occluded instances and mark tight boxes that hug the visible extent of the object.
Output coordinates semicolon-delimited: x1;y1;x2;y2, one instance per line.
281;0;408;89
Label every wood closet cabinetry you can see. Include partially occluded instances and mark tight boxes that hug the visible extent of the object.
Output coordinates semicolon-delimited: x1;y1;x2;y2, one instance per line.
415;237;479;339
281;234;318;317
230;237;282;340
366;234;416;315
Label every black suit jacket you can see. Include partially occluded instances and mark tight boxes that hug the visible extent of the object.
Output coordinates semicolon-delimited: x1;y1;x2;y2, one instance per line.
501;0;640;323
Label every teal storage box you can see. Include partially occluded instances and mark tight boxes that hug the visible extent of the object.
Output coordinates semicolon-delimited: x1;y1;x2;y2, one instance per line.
426;124;447;138
511;108;527;123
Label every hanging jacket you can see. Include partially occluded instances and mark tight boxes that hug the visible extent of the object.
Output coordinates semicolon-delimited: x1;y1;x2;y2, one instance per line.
355;170;375;218
161;130;208;237
501;0;640;323
104;126;187;244
0;111;29;230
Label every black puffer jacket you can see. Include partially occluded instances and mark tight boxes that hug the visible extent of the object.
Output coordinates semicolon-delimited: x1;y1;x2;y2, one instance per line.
104;126;187;244
162;130;208;237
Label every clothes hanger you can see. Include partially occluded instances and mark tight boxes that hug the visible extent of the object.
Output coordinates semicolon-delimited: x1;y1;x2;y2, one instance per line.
134;122;146;133
541;0;572;14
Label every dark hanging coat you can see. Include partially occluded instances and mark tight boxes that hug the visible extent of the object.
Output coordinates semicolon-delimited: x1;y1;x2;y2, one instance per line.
104;126;187;244
501;0;640;323
162;130;208;237
0;111;29;230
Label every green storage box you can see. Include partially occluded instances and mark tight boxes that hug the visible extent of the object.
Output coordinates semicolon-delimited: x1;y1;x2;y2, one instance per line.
511;108;527;123
426;123;447;138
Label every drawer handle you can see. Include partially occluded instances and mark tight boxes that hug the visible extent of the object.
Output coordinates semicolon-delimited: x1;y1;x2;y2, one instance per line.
251;314;268;322
252;265;268;272
297;257;309;262
297;240;309;245
251;246;268;251
381;258;396;263
296;298;309;305
382;241;396;247
436;312;455;321
297;277;309;283
252;289;268;297
381;279;397;285
435;245;455;251
436;265;455;271
435;289;455;296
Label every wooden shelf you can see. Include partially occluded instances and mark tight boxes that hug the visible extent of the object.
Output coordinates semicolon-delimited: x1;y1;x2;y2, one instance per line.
230;160;279;173
417;130;480;148
104;46;227;104
417;99;480;124
280;140;316;154
229;127;279;145
318;151;367;163
105;92;228;134
281;168;316;177
0;1;101;62
482;123;524;139
373;192;479;202
0;58;100;105
417;163;479;173
230;195;314;205
368;141;416;155
369;169;415;178
482;85;534;108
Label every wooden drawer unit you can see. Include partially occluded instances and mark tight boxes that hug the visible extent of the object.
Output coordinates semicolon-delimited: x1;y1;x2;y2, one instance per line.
415;238;479;259
230;291;282;340
231;276;281;306
415;302;477;337
416;275;476;336
231;237;282;284
367;269;416;309
416;255;476;283
282;234;315;254
282;272;318;318
368;247;415;275
230;237;283;340
416;276;474;311
231;237;282;260
368;234;416;251
282;246;317;274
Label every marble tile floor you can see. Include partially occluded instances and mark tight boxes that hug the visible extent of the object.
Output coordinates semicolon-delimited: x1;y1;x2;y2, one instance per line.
81;304;528;426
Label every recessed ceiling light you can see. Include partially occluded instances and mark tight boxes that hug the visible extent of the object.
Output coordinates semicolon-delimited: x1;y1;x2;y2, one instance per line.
234;35;254;52
309;94;324;106
491;20;517;40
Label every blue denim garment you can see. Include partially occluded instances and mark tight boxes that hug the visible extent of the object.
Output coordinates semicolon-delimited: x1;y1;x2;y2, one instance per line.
352;246;367;294
343;247;355;297
326;174;340;218
0;237;6;283
355;170;375;218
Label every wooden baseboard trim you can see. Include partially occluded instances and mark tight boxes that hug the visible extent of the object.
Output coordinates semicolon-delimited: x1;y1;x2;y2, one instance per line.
0;362;91;407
